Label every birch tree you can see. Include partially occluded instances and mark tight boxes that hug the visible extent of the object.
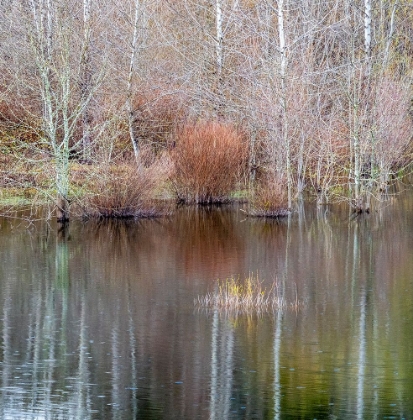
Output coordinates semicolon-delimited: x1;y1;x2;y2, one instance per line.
276;0;292;209
24;0;102;221
343;0;370;212
214;0;224;116
346;0;412;211
80;0;92;162
127;0;144;163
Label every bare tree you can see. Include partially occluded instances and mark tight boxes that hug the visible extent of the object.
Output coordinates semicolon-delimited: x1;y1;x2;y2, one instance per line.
1;0;412;218
80;0;93;163
127;0;145;163
22;0;103;221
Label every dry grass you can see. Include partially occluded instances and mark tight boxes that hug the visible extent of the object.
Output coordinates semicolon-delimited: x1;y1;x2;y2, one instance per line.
170;121;248;204
195;274;301;313
79;163;169;218
247;174;290;217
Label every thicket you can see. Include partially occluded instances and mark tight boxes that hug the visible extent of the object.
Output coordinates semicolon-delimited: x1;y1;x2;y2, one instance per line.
77;162;169;219
170;121;248;204
0;0;413;220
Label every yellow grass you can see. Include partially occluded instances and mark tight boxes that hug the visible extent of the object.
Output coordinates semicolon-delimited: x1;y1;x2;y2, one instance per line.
195;274;301;313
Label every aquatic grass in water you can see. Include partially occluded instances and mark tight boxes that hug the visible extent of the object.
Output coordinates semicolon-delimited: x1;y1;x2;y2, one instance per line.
195;274;300;313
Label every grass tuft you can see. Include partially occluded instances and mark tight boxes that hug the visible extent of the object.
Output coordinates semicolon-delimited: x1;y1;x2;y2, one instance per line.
195;274;301;313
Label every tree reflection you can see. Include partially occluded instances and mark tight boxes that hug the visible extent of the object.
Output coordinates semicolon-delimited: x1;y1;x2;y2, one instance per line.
273;309;282;420
209;310;234;420
73;295;91;419
356;286;367;420
0;282;11;419
127;288;138;419
111;300;122;420
0;199;413;418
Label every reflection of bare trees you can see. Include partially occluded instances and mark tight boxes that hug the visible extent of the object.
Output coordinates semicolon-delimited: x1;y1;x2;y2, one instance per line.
210;310;234;420
1;199;413;417
127;283;138;419
356;286;366;420
0;225;95;418
73;295;91;419
273;310;282;420
111;301;121;419
0;283;11;419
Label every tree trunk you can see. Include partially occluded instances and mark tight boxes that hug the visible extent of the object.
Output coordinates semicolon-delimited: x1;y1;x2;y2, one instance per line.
127;0;142;165
214;0;224;117
81;0;92;163
57;194;69;222
276;0;292;209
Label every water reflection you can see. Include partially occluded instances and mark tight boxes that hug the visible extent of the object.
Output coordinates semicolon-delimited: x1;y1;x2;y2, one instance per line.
357;286;366;420
273;310;282;420
210;310;234;420
0;200;413;418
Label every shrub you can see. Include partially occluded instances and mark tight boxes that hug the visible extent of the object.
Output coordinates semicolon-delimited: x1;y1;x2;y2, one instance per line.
170;121;248;203
247;174;290;217
79;163;167;218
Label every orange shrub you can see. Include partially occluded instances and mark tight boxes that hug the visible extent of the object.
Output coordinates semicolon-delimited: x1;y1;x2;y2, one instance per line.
170;121;248;203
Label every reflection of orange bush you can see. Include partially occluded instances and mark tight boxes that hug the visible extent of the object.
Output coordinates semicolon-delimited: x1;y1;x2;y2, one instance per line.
172;207;245;279
170;121;248;203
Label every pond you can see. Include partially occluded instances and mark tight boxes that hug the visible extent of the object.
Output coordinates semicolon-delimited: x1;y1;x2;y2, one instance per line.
0;194;413;419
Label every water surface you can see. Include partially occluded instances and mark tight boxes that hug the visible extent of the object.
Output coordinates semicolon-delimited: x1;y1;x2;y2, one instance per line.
0;198;413;419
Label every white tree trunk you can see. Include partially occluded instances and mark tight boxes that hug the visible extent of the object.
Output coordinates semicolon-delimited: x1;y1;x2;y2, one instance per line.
276;0;292;209
277;0;287;85
383;0;398;68
81;0;92;162
214;0;224;116
127;0;142;164
364;0;372;62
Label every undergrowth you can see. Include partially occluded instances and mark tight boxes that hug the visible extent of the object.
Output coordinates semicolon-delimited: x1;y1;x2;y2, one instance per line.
79;162;169;218
247;174;290;217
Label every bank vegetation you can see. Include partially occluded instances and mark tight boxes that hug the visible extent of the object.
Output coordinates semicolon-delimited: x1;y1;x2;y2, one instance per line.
1;0;413;221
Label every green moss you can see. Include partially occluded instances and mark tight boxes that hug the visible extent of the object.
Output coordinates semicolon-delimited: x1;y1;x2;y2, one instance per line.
230;188;249;200
0;187;49;207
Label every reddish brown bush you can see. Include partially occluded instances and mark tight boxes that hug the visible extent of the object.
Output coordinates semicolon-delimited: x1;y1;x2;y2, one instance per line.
170;121;248;204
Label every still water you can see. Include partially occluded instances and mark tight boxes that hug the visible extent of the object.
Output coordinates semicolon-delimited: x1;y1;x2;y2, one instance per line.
1;196;413;419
